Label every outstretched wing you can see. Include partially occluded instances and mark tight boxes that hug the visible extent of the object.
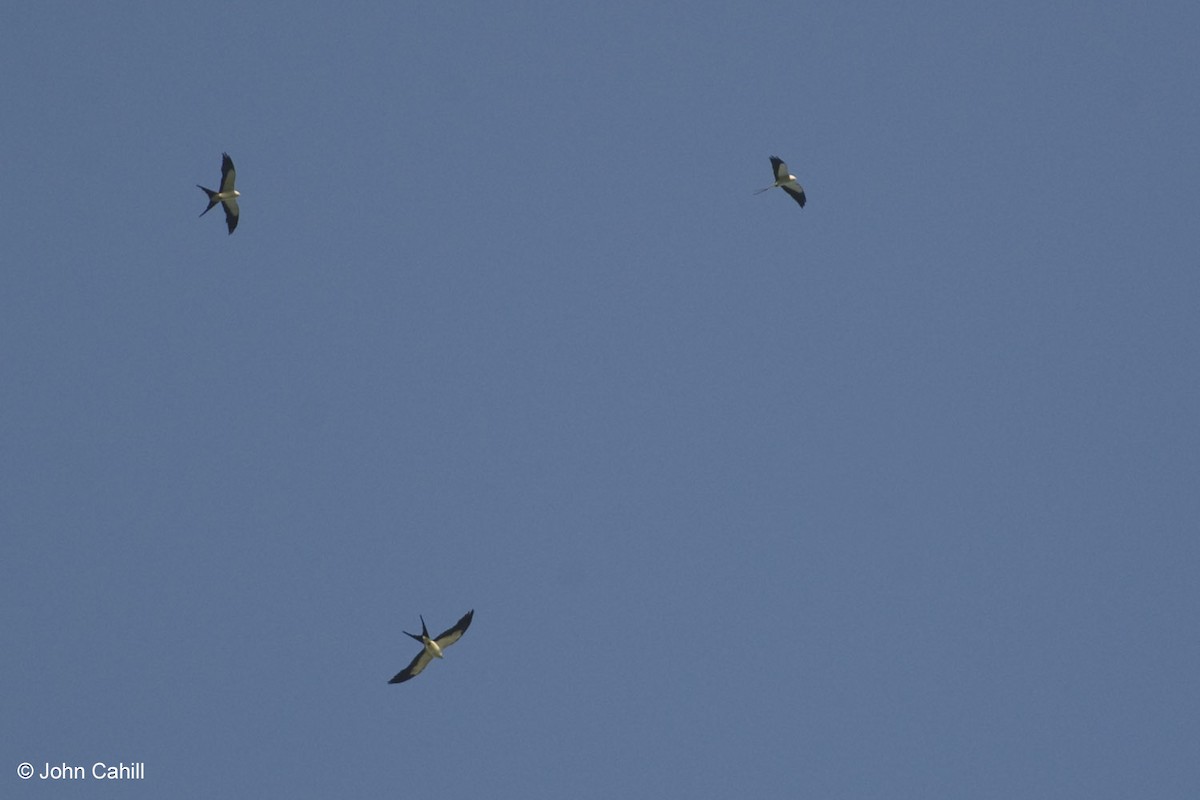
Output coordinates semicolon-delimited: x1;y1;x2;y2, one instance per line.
433;609;474;649
388;648;434;684
219;153;237;193
781;184;806;208
769;156;787;181
221;198;239;234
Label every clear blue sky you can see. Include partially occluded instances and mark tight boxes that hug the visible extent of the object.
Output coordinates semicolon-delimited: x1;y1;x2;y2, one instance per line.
3;3;1199;797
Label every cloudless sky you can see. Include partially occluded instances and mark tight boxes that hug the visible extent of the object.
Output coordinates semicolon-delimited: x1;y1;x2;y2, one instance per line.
3;2;1199;797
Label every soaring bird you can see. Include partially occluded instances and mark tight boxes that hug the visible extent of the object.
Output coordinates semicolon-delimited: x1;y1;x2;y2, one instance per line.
197;152;240;234
755;155;806;208
388;610;474;684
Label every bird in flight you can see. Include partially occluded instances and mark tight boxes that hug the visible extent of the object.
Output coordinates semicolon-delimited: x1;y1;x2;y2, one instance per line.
755;155;806;208
197;152;240;234
388;610;474;684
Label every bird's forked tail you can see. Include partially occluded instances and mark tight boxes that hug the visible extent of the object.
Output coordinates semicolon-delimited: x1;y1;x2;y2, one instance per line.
197;185;219;216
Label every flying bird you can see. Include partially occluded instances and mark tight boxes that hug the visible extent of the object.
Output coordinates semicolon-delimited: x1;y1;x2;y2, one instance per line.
388;609;474;684
197;152;240;234
755;155;806;208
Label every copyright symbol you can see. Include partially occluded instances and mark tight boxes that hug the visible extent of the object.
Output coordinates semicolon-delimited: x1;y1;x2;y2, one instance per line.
17;762;34;779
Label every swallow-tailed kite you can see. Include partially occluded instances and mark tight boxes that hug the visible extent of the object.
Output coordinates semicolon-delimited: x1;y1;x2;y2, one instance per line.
388;609;474;684
755;155;806;208
197;152;240;234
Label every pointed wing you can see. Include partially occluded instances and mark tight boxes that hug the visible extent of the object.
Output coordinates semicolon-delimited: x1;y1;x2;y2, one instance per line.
782;183;806;208
769;156;787;181
433;609;474;649
220;153;237;193
388;648;434;684
222;197;240;234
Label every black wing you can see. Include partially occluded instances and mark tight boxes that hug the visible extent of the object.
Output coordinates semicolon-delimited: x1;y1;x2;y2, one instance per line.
219;153;237;193
782;184;806;208
388;648;434;684
433;609;474;648
769;156;787;181
221;198;239;234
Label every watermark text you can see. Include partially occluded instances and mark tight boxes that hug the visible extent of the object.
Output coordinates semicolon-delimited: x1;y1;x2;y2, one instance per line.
16;761;145;780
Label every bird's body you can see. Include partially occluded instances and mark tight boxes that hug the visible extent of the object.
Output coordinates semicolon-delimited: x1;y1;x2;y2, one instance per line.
388;610;474;684
197;152;240;234
755;155;806;208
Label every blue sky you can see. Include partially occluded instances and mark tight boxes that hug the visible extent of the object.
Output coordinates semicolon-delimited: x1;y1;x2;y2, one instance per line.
3;2;1199;797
